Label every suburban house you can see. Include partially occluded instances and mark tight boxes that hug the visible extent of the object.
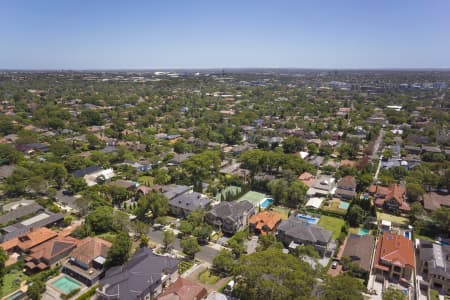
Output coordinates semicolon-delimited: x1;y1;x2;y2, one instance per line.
158;278;207;300
0;211;64;243
0;227;58;255
0;203;44;226
276;217;334;257
298;172;315;188
249;211;282;235
416;240;450;295
335;175;357;200
369;184;410;213
108;179;139;192
423;192;450;211
135;185;163;198
169;192;212;218
373;232;415;284
72;166;115;187
306;175;337;198
162;185;193;200
24;236;79;273
62;237;112;286
341;234;376;277
206;200;255;235
96;247;180;300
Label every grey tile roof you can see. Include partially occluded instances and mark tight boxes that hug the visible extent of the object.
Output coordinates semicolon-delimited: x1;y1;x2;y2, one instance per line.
342;234;375;272
169;192;211;212
99;248;179;300
162;184;192;200
277;217;332;244
418;240;450;279
207;200;253;222
0;203;44;226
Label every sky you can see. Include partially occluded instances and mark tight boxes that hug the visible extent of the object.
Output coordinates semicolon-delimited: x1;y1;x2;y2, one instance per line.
1;0;450;69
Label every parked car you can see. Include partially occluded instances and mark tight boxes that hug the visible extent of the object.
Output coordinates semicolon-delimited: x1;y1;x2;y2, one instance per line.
331;260;339;269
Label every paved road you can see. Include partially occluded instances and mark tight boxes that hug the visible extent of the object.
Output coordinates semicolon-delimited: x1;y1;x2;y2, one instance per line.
148;229;219;264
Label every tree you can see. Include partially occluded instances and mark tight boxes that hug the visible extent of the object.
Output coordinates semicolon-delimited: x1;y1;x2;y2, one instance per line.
67;175;88;194
180;236;200;258
106;232;132;267
382;287;406;300
163;230;176;251
320;274;364;300
213;249;235;274
0;248;7;286
27;279;45;300
347;204;365;227
233;248;315;300
86;206;115;234
0;144;22;164
136;191;169;220
431;207;450;233
257;234;283;251
406;183;425;202
408;202;425;223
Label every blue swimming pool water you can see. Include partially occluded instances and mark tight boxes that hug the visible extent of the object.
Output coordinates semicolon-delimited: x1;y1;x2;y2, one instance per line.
296;214;320;224
6;291;24;300
358;228;369;235
404;231;411;239
50;276;82;294
260;198;273;209
339;202;350;210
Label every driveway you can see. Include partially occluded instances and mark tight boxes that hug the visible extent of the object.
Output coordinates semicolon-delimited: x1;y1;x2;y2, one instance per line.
148;228;219;264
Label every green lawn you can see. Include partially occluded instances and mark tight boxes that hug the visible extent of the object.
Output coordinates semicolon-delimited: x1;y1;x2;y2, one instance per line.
96;232;117;243
198;269;221;285
271;206;291;220
178;260;195;274
0;271;29;298
318;215;346;239
376;212;408;225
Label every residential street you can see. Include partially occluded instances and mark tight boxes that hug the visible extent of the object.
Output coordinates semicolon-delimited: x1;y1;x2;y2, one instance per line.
147;228;220;264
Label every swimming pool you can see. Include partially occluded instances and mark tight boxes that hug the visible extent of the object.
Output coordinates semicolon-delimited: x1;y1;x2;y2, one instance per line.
339;201;350;210
296;214;320;224
404;231;411;240
5;291;24;300
50;275;82;295
260;198;273;209
358;228;369;235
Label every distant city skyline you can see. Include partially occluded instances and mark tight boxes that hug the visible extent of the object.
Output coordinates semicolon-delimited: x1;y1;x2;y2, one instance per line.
1;0;450;69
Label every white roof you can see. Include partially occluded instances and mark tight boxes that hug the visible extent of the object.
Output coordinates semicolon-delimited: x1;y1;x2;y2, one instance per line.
299;151;309;159
381;220;392;227
305;197;324;209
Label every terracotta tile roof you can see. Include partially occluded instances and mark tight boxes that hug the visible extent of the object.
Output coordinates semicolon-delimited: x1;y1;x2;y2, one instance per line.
29;236;79;261
0;227;57;252
374;232;415;271
158;278;207;300
370;184;410;211
337;176;357;189
298;172;315;187
249;211;282;234
69;237;111;265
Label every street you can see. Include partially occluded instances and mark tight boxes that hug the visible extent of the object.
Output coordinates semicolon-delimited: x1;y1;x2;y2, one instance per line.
147;228;220;264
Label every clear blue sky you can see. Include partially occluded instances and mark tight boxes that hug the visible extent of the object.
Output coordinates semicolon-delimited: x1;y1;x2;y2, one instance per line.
1;0;450;69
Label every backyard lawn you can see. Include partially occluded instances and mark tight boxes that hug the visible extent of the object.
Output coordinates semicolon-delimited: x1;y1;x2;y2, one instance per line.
138;176;154;186
0;271;29;298
271;206;291;220
377;212;408;225
318;215;346;239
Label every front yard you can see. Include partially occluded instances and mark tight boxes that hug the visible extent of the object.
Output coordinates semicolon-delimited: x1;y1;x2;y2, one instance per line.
318;215;346;239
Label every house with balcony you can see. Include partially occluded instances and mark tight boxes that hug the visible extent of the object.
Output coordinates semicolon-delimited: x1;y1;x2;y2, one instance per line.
373;232;415;285
96;247;179;300
416;240;450;295
206;200;255;235
276;217;334;257
169;192;212;218
369;184;410;214
335;175;357;200
62;237;112;286
249;211;282;235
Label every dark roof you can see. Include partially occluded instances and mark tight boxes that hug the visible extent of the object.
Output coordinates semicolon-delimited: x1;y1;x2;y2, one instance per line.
72;166;103;178
99;248;179;300
169;192;211;212
207;200;254;222
418;240;450;278
162;185;192;200
342;234;375;272
277;217;332;244
0;203;44;226
423;192;450;211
